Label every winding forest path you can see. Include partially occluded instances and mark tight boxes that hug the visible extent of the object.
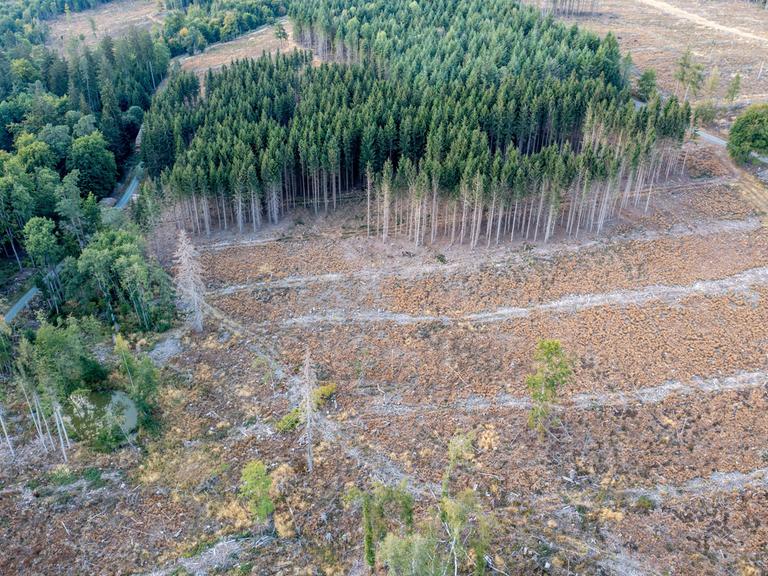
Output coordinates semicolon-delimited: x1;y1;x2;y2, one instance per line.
207;215;762;295
623;466;768;502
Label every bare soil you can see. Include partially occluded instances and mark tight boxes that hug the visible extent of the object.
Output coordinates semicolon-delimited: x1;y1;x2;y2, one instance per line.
176;142;768;574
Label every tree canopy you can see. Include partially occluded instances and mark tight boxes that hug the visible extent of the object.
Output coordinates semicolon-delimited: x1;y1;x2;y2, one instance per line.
0;7;169;271
728;104;768;164
143;0;689;244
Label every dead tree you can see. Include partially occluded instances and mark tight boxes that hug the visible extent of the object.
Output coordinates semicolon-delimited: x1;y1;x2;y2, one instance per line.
366;165;373;238
302;348;318;474
0;404;14;459
14;339;55;454
174;229;206;332
51;400;70;462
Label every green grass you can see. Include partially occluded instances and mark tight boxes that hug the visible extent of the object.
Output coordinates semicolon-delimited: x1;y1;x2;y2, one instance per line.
48;467;79;486
635;495;656;513
83;467;106;488
182;536;218;558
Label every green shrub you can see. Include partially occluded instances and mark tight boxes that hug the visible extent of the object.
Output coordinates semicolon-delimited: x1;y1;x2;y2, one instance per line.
276;408;302;433
313;382;337;408
635;495;656;513
239;460;274;522
82;467;106;488
48;466;78;486
91;425;123;453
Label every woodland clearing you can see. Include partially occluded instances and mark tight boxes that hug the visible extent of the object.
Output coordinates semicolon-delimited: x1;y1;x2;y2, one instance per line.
149;139;767;574
2;1;768;574
45;0;164;51
5;140;767;576
174;20;312;81
564;0;768;104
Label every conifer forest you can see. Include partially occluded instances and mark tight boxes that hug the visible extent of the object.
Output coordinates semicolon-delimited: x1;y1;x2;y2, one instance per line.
1;0;767;574
142;0;691;245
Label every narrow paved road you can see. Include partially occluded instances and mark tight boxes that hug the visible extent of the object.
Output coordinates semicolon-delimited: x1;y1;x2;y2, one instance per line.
116;173;140;209
633;97;768;164
3;167;142;324
4;287;39;324
698;130;768;164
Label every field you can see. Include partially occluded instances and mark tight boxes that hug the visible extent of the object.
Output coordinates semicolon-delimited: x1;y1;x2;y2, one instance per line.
563;0;768;104
45;0;164;51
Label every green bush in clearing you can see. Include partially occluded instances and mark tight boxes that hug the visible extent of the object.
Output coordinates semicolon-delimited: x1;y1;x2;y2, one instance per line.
313;382;337;408
276;408;302;433
48;466;78;486
635;495;656;513
239;460;274;522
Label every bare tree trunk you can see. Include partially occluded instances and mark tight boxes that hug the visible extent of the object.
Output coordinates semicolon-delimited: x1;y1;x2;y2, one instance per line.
366;169;372;238
0;407;14;459
236;192;244;234
302;349;317;474
174;229;206;332
52;403;68;462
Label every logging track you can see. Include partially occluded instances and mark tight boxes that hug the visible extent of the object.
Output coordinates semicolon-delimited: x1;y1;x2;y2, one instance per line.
235;265;768;328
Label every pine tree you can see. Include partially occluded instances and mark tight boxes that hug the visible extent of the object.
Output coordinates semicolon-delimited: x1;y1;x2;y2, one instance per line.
275;21;289;48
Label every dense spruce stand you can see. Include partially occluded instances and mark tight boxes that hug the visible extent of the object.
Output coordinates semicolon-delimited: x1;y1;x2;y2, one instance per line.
142;0;690;246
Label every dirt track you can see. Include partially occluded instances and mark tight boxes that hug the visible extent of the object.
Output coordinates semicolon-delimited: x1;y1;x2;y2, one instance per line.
634;0;767;43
